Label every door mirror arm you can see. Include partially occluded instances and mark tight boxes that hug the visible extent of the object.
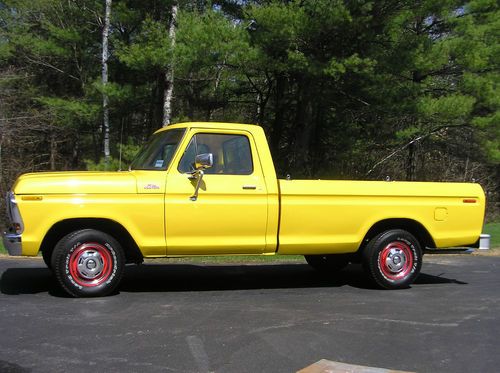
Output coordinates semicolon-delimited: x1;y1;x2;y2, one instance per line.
188;153;213;201
190;169;204;201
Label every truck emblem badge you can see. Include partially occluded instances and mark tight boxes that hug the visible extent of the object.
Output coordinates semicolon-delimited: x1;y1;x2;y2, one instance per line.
144;184;160;190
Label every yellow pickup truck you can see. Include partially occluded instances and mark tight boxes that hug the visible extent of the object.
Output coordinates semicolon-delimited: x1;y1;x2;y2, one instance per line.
3;122;485;297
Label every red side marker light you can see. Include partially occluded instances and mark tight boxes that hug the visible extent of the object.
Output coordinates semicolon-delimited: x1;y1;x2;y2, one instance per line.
463;199;477;204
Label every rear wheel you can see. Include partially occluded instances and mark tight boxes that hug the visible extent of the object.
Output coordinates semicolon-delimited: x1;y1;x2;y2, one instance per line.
52;229;125;297
363;229;422;289
304;254;349;272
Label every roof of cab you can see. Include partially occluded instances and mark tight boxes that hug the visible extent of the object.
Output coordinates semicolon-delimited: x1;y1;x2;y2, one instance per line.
154;122;258;133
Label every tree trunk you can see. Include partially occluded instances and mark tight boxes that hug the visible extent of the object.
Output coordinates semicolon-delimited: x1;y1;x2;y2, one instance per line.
291;77;314;177
406;141;415;181
310;99;325;177
50;131;57;170
270;74;287;158
163;2;178;127
102;0;112;167
72;137;80;170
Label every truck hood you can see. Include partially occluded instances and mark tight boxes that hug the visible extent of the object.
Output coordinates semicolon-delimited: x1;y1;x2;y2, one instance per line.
13;171;139;195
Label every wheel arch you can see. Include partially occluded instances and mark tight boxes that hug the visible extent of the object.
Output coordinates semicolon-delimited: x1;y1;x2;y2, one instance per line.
40;218;143;264
359;218;435;253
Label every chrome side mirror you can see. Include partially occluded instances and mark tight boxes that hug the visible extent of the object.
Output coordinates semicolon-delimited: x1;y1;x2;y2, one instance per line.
190;153;213;201
195;153;213;170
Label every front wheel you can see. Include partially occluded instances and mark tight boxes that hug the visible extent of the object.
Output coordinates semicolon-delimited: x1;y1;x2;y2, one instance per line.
362;229;422;289
42;248;52;269
52;229;125;297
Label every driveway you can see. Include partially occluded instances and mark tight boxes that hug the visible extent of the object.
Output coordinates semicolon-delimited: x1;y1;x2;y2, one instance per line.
0;255;499;373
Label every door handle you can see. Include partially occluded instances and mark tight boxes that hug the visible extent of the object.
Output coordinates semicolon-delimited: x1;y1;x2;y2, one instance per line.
242;185;257;190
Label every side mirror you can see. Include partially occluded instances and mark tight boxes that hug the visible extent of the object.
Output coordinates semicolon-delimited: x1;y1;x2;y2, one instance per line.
189;153;213;201
195;153;213;170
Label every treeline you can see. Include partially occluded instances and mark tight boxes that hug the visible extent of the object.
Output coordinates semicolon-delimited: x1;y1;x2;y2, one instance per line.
0;0;499;219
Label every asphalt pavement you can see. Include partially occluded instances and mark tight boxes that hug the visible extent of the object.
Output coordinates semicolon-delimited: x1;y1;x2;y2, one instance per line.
0;254;499;373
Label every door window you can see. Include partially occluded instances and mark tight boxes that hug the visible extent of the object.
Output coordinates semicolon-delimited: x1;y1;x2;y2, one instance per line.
178;133;253;175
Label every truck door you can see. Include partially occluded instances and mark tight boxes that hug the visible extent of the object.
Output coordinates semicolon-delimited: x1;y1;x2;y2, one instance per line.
164;129;269;254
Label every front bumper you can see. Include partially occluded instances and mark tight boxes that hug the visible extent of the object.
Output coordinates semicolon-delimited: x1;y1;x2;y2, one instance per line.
2;232;22;256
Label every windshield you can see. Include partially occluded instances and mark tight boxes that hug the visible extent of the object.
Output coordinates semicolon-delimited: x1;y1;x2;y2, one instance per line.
130;128;185;170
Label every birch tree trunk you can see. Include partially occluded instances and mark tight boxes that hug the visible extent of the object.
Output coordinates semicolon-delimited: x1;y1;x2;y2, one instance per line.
50;131;57;170
163;2;178;127
102;0;112;166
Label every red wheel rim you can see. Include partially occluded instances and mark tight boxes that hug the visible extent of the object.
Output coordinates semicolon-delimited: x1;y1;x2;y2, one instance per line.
68;243;113;287
378;241;414;280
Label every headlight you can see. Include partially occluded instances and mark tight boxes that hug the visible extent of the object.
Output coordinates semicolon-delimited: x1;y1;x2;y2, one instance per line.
5;192;24;235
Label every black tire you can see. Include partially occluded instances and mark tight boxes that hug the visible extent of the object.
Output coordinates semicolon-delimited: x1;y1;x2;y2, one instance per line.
362;229;422;289
52;229;125;297
304;254;349;272
42;248;52;269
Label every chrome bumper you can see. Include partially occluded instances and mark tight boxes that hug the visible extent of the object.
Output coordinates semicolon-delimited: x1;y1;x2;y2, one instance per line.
2;232;22;256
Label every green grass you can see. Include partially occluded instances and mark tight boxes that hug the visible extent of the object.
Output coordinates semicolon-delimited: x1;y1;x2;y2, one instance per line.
161;255;305;264
0;240;5;255
484;222;500;249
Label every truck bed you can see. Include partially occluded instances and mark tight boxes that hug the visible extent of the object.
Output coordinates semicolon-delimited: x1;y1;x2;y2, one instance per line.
277;179;485;255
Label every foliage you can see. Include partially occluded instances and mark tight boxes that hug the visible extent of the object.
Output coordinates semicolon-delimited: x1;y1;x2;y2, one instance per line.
116;17;172;71
85;142;141;171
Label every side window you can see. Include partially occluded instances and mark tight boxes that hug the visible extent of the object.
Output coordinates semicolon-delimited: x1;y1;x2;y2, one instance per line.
178;133;253;175
222;136;253;175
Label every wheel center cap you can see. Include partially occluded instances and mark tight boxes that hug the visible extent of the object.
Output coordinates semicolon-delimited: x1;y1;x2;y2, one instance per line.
86;259;97;269
76;251;105;279
385;249;406;273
